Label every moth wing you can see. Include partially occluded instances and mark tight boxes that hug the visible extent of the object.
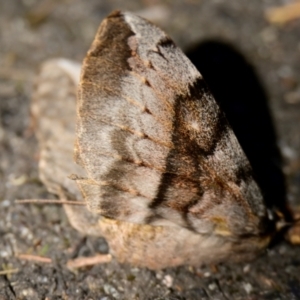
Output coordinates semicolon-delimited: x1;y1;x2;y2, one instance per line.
32;59;101;235
32;58;83;197
76;11;269;236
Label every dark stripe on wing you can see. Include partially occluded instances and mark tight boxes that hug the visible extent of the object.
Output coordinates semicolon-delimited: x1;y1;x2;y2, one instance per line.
148;77;231;228
157;37;176;48
235;163;253;185
149;37;176;62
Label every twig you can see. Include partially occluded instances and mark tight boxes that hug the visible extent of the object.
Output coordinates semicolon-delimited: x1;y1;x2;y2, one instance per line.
15;199;86;206
0;269;19;276
67;254;112;269
266;2;300;24
16;254;52;263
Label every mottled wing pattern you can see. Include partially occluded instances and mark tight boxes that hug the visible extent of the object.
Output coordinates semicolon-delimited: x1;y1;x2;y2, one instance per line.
75;11;270;237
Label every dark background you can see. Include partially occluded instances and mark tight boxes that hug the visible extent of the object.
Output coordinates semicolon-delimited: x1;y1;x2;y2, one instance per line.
0;0;300;299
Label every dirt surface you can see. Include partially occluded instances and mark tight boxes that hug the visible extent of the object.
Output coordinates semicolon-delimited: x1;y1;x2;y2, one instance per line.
1;0;300;299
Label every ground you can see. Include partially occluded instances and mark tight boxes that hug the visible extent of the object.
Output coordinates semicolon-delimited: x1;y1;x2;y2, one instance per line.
0;0;300;299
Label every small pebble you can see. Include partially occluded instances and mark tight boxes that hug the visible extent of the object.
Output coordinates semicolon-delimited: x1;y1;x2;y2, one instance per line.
162;274;173;288
1;199;11;207
208;283;217;291
204;272;211;277
243;264;251;273
103;284;120;299
243;282;253;294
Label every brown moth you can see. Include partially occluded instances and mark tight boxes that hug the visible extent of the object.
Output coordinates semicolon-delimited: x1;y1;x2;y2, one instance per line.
32;11;275;270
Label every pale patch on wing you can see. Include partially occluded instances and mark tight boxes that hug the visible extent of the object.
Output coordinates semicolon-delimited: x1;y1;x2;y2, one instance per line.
124;12;202;95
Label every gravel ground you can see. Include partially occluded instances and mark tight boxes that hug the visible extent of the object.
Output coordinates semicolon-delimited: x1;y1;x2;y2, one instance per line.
0;0;300;299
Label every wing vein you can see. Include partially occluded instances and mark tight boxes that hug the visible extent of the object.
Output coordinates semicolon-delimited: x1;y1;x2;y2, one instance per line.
84;114;173;149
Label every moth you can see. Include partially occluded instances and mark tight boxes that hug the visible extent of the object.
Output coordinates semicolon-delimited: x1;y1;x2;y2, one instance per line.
32;11;276;270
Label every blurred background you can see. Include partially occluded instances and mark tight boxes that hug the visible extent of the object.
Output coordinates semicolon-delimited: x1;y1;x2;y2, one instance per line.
0;0;300;299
